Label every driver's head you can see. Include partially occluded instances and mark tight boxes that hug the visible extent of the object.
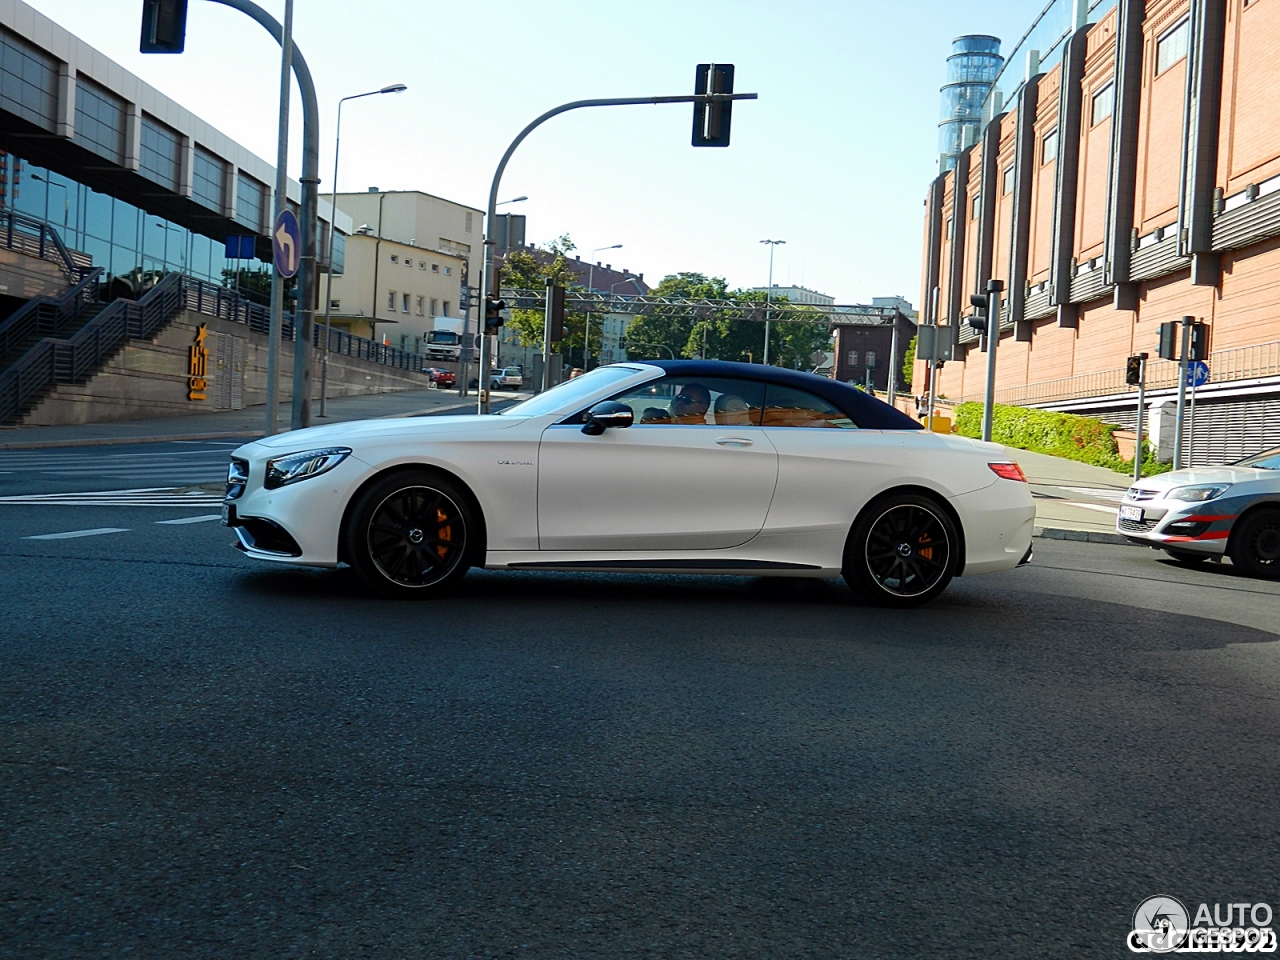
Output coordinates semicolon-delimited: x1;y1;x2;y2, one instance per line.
672;383;710;418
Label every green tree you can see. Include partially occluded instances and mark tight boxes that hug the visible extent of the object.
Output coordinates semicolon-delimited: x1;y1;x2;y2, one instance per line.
901;334;916;389
624;272;728;360
498;235;600;360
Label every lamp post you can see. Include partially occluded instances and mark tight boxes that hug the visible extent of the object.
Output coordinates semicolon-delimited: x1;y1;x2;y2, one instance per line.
153;221;188;272
759;239;785;364
318;82;408;418
583;244;622;371
606;277;640;364
30;172;68;222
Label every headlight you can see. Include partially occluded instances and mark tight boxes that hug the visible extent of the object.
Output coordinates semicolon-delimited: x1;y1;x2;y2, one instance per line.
264;447;352;489
1167;483;1232;502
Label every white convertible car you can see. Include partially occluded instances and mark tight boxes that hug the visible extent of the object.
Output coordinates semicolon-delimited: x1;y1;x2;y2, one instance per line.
222;361;1036;607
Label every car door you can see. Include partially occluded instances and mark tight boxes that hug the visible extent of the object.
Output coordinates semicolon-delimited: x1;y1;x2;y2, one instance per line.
538;375;779;551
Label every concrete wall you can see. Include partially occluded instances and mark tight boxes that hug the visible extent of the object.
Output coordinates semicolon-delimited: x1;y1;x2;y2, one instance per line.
22;310;430;426
0;247;70;302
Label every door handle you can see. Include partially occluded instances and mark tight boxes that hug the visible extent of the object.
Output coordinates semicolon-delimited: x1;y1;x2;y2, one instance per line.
715;437;754;447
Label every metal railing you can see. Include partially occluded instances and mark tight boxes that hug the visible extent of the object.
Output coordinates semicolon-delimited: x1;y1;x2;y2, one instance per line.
953;339;1280;406
316;326;422;371
0;267;104;362
0;209;95;282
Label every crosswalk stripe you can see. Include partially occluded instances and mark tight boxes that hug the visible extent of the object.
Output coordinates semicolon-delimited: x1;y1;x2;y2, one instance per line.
155;514;223;524
0;486;223;507
24;527;131;540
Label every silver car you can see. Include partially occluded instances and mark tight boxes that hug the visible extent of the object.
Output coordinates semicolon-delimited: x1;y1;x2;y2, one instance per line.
1117;445;1280;578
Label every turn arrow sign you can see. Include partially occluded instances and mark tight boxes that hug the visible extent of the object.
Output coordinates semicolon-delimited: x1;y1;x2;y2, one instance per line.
272;209;301;279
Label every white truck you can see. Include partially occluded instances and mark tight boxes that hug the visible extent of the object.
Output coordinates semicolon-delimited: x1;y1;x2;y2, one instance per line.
423;317;464;363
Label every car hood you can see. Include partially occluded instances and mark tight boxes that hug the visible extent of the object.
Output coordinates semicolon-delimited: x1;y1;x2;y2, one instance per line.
1130;465;1268;491
234;414;524;457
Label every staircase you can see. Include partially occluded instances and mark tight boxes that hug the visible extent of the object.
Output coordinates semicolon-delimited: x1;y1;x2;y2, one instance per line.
0;270;105;375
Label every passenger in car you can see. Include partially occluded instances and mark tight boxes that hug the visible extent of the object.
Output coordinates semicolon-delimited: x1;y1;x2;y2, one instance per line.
640;407;672;423
670;383;711;424
714;394;753;426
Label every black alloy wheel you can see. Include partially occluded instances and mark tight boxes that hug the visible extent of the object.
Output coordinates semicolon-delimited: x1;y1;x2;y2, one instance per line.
1164;548;1209;567
844;493;958;608
345;470;476;598
1228;508;1280;580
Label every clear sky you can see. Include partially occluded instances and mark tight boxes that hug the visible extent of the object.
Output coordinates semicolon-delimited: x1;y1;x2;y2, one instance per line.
25;0;1034;305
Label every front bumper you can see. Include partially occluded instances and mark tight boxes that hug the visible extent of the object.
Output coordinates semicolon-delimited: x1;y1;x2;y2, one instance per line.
1116;497;1237;554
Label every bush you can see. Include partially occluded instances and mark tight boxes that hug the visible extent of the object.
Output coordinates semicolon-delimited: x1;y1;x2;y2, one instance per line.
952;402;1171;477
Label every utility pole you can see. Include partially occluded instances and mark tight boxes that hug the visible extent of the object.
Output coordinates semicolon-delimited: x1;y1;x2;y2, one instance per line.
760;239;784;364
264;0;292;437
1173;316;1192;470
1133;353;1147;484
887;312;900;405
981;278;1004;443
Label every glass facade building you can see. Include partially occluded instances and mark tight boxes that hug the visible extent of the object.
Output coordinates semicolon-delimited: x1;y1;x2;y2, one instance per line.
937;35;1003;172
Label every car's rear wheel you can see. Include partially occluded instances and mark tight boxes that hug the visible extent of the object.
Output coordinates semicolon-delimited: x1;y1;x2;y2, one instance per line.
1164;548;1209;567
1228;508;1280;580
345;470;475;599
843;493;958;608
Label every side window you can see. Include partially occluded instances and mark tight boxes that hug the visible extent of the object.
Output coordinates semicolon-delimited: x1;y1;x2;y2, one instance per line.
762;384;856;429
606;376;766;426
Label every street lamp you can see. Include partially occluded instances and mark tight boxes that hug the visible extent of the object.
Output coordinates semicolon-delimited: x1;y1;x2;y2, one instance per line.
496;196;528;206
29;172;68;222
319;82;408;418
760;239;785;364
584;243;622;370
606;276;641;363
153;221;188;272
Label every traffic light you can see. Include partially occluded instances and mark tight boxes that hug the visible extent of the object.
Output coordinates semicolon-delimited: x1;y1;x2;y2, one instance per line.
1189;321;1210;361
140;0;188;53
692;63;734;147
484;297;506;334
967;294;988;332
1157;321;1179;360
1125;355;1144;386
548;284;566;342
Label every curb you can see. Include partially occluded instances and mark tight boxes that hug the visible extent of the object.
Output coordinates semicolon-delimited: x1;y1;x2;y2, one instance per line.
1034;525;1133;546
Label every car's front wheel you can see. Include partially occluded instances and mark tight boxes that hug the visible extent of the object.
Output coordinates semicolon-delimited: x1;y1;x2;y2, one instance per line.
344;470;476;599
843;493;958;607
1228;508;1280;580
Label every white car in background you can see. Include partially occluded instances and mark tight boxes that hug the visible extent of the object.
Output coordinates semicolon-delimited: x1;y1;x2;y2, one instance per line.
222;361;1036;607
490;367;524;391
1117;446;1280;578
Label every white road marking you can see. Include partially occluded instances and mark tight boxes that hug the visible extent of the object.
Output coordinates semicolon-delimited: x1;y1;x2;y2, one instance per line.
1061;501;1120;515
24;527;130;540
0;487;222;507
155;514;222;525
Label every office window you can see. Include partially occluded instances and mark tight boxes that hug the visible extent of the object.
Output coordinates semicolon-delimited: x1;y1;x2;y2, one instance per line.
139;114;181;191
388;290;396;310
1003;165;1015;195
465;211;473;232
402;293;410;313
1157;18;1189;75
847;350;859;366
400;335;408;350
972;193;981;218
442;301;451;316
191;146;226;211
406;259;413;268
416;295;424;316
431;263;439;272
390;254;398;263
946;216;954;239
234;172;267;233
0;27;58;131
73;78;126;165
866;351;877;369
445;266;452;276
1042;129;1057;164
430;298;438;315
330;299;340;310
1091;83;1114;125
419;261;425;269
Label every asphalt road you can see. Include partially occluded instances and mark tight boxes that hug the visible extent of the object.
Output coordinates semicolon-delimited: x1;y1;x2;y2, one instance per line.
3;500;1280;959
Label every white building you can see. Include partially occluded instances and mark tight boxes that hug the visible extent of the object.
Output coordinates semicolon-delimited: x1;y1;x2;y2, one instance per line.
748;284;835;306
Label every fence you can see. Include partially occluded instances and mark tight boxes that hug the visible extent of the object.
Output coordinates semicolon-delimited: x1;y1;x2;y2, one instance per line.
0;209;94;282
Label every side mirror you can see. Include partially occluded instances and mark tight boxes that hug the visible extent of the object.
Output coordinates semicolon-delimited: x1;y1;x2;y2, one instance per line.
581;400;634;436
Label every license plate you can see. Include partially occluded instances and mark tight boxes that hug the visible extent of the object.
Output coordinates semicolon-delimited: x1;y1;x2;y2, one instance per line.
1120;505;1144;522
221;502;232;526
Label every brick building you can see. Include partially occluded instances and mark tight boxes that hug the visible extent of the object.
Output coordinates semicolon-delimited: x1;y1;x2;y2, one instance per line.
920;0;1280;465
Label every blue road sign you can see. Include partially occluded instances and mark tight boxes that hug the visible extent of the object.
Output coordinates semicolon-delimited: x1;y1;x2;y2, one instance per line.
225;235;256;259
272;209;301;279
1187;360;1210;388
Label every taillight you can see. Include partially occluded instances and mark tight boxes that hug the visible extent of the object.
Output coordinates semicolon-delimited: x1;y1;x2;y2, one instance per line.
989;461;1028;482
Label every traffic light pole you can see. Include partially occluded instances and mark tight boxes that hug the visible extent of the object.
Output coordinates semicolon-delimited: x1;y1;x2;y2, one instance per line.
1173;316;1192;470
207;0;320;432
542;277;554;394
981;279;1004;443
1133;354;1147;484
476;90;758;414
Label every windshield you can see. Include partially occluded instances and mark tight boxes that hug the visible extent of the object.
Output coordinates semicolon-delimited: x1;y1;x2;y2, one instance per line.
428;331;459;344
499;365;650;417
1234;446;1280;470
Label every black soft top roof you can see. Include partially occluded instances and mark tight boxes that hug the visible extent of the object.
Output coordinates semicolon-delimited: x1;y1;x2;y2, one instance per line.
644;360;922;430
